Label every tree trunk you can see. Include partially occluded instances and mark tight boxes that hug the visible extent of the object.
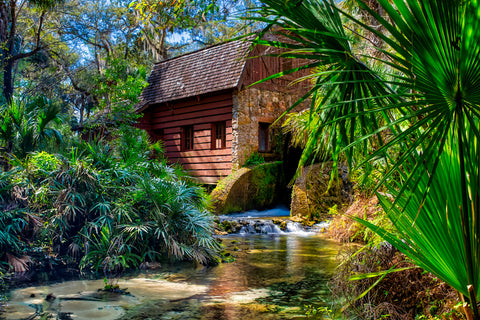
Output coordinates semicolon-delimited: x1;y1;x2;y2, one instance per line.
3;56;14;103
1;0;16;103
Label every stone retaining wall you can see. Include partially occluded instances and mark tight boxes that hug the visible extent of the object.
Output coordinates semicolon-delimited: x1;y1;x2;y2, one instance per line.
210;162;285;214
290;163;351;218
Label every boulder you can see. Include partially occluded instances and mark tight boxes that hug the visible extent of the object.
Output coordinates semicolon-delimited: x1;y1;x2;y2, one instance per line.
290;163;350;219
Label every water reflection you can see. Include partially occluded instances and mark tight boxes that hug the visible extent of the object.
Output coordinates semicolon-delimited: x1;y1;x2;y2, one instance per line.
4;234;339;320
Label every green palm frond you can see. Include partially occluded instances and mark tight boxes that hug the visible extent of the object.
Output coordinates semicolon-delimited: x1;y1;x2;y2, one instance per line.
251;0;480;312
355;120;480;298
0;98;63;159
251;0;480;188
250;0;396;171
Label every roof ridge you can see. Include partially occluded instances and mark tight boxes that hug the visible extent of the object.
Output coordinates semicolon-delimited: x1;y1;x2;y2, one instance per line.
153;39;249;65
140;38;253;105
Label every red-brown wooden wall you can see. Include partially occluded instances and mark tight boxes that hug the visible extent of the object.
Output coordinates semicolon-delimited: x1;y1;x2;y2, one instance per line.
138;40;309;185
143;92;233;184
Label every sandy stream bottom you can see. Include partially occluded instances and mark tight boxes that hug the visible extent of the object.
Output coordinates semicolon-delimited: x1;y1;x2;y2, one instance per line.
3;233;340;320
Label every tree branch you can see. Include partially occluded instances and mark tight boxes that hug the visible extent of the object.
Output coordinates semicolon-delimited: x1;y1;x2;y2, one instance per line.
12;11;46;62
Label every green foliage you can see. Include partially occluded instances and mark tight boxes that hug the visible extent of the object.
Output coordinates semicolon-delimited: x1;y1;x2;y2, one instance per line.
249;162;282;208
129;0;223;60
243;152;265;167
355;130;480;299
80;226;140;274
130;0;219;29
350;161;384;197
92;57;148;115
0;98;63;160
0;0;63;100
0;208;27;254
347;204;391;246
0;125;220;272
327;205;337;216
79;58;148;137
282;111;330;164
250;0;480;317
304;305;334;319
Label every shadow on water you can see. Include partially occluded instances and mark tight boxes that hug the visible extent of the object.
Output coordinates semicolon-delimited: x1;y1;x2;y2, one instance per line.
2;210;340;320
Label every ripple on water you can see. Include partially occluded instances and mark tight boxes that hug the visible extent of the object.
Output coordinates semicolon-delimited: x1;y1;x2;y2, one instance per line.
4;232;341;320
4;277;209;320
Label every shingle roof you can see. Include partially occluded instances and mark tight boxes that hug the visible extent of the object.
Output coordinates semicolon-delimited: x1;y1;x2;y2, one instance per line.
140;40;251;106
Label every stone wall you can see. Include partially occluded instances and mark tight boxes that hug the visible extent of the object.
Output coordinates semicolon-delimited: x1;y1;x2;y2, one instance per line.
210;162;285;215
290;163;351;219
231;87;300;169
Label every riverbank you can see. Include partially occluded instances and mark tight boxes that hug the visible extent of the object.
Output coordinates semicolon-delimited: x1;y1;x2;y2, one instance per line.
325;194;462;320
0;196;464;320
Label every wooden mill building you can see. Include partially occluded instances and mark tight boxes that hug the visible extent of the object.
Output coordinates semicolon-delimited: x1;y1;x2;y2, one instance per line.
137;38;305;184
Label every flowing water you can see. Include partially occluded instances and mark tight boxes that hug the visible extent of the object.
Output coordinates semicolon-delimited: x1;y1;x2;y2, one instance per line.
2;208;340;320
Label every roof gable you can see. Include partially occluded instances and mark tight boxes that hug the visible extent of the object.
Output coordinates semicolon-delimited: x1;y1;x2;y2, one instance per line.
140;40;251;105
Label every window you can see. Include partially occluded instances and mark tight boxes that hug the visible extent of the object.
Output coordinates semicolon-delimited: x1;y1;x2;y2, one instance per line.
258;122;270;152
211;122;226;149
182;125;194;151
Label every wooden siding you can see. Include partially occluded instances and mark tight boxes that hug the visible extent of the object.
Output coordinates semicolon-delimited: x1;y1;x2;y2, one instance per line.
237;39;310;93
144;92;233;184
240;51;308;92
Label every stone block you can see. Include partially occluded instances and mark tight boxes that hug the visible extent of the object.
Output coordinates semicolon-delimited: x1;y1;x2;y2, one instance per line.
290;163;349;219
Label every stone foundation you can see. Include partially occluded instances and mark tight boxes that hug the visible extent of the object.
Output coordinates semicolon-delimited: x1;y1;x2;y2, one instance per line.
231;88;301;169
290;163;351;218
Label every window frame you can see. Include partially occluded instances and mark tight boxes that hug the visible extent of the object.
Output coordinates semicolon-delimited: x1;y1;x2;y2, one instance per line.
182;125;194;151
211;121;227;150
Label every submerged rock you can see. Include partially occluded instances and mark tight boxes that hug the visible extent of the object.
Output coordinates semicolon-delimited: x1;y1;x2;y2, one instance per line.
45;293;56;302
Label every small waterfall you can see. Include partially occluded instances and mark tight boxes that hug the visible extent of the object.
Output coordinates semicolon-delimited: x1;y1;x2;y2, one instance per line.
312;221;330;232
261;223;283;234
285;222;302;233
218;206;330;236
238;219;284;235
239;222;257;234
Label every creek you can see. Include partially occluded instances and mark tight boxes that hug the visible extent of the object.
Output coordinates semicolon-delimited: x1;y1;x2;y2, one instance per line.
3;207;340;320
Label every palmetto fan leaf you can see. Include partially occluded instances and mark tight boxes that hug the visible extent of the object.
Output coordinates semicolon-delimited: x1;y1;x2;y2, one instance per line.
348;0;480;177
251;0;480;309
349;0;480;301
250;0;398;173
252;0;480;181
355;122;480;298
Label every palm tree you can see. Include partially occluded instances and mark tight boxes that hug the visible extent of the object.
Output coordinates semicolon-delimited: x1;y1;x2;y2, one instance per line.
249;0;480;317
0;98;62;161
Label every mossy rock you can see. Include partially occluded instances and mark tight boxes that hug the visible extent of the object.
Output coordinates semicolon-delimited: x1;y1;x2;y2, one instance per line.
290;162;348;219
210;162;285;215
